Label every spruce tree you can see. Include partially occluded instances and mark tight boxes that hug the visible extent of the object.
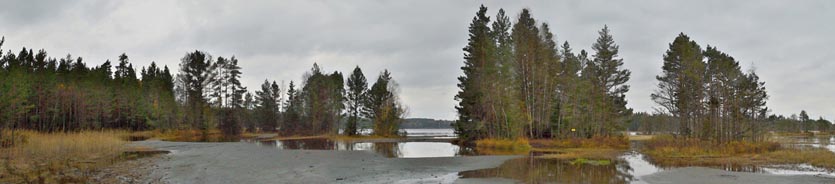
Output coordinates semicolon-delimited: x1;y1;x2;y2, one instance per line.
587;25;631;136
454;5;492;141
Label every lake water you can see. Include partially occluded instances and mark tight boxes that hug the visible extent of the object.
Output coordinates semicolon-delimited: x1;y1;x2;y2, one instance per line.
257;129;465;158
258;139;467;158
256;130;835;183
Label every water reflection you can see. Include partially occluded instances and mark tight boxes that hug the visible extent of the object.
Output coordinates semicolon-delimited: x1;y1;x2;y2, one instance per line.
780;135;835;153
258;139;467;158
620;152;662;183
458;157;635;184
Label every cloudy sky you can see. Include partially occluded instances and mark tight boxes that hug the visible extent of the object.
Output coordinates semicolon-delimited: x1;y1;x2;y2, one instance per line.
1;0;833;120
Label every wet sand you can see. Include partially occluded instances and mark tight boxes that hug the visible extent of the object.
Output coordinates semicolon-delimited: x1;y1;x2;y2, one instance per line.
134;140;517;184
133;140;835;184
642;167;835;184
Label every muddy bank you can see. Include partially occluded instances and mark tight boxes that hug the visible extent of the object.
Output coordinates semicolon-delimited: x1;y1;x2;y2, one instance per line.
642;167;834;184
133;140;517;184
131;140;835;184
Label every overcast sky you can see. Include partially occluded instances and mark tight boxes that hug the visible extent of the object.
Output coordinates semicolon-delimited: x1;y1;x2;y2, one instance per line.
1;0;833;120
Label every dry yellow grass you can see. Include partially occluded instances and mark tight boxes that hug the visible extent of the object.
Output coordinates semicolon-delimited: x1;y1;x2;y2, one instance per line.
529;136;629;150
628;135;655;141
263;134;329;141
475;138;532;151
535;148;624;160
642;135;835;169
0;130;128;183
765;148;835;169
329;135;398;142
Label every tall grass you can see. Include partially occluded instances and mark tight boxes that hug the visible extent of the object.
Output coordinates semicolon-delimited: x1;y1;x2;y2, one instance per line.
475;138;532;151
0;130;127;183
644;134;779;157
636;134;835;169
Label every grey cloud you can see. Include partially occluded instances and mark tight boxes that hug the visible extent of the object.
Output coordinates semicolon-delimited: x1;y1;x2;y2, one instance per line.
0;0;833;120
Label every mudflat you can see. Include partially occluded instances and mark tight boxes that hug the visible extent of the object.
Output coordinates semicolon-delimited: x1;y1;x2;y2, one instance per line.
641;167;835;184
132;140;835;184
134;140;517;184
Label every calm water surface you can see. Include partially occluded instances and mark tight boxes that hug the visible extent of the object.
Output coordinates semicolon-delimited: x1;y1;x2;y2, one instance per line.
255;130;835;183
257;129;466;158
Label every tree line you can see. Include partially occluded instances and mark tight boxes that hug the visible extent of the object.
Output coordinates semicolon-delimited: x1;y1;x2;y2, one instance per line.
0;38;176;133
765;110;832;133
594;34;832;140
0;37;405;138
630;110;833;137
652;33;770;142
454;6;632;141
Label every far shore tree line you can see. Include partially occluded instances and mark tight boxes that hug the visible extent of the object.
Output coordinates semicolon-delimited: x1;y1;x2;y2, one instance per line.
454;5;831;144
0;37;406;140
630;110;833;136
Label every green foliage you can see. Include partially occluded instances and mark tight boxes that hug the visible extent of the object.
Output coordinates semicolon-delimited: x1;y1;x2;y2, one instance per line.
177;51;214;131
455;5;492;141
255;80;280;132
0;44;177;132
652;33;769;142
298;63;345;135
344;66;368;136
455;6;631;141
365;70;405;137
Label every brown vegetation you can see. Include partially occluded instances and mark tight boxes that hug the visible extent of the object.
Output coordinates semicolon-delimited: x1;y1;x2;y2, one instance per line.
475;138;532;151
529;136;629;150
643;135;835;169
0;130;127;183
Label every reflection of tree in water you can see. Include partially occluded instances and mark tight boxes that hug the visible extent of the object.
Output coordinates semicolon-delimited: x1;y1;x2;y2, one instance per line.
459;157;634;183
279;139;336;150
372;142;401;158
456;146;479;156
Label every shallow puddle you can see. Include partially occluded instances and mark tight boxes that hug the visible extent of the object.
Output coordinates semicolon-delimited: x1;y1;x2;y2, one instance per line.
458;156;636;183
251;131;835;182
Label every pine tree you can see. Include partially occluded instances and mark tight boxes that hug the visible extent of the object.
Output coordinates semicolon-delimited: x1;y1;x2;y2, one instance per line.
177;50;214;131
282;81;302;134
300;63;345;135
366;70;403;137
586;25;631;136
652;33;705;137
454;5;492;141
490;8;525;139
345;66;368;136
255;80;279;132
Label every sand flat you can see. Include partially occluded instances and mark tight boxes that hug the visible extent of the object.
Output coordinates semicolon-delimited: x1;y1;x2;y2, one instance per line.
135;140;518;184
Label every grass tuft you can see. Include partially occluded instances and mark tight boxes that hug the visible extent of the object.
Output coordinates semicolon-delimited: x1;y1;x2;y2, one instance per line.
570;158;612;166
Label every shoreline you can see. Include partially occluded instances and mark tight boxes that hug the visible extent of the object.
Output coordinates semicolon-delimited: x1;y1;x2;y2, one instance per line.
123;140;835;184
133;140;518;184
